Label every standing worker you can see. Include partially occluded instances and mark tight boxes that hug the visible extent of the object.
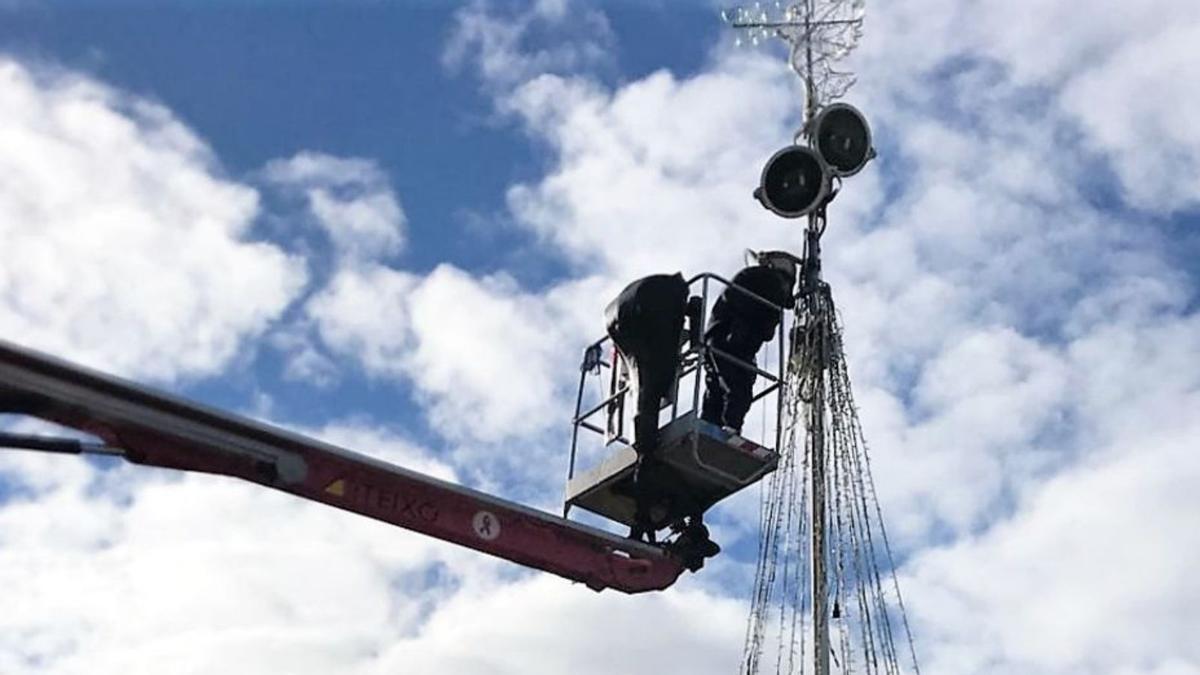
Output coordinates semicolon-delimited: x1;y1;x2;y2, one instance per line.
702;251;799;433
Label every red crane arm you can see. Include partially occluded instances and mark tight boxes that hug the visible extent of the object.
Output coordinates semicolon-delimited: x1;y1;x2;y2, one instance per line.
0;339;684;594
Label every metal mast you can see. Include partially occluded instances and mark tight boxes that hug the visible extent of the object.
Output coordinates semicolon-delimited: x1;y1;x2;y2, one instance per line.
725;3;862;673
725;4;918;674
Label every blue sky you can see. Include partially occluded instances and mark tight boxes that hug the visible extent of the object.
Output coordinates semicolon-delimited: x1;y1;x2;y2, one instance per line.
1;1;1199;673
0;3;731;440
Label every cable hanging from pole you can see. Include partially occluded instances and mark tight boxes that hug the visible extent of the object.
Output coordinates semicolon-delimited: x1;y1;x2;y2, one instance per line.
740;273;920;675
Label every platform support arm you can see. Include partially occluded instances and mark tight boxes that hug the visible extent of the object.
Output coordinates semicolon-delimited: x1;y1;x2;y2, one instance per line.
0;339;685;595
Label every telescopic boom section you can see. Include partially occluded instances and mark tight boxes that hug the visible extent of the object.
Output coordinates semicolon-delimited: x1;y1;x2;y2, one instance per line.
0;339;684;594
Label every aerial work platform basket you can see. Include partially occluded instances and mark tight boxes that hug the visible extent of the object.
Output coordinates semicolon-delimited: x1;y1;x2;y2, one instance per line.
565;272;787;534
566;412;777;529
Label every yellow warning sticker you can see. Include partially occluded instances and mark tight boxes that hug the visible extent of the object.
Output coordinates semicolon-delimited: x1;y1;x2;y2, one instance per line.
324;478;345;497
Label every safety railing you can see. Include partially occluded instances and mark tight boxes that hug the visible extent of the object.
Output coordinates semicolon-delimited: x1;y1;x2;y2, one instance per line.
567;272;788;481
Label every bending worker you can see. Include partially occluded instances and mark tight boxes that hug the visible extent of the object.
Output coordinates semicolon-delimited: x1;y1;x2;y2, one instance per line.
701;251;798;433
603;267;770;565
604;273;689;456
604;273;689;543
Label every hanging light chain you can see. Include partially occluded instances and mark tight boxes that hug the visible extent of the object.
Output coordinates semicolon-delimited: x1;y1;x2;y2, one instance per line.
742;284;919;674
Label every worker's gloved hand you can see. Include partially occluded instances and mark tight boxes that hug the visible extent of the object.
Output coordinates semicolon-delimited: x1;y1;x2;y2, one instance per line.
669;518;721;572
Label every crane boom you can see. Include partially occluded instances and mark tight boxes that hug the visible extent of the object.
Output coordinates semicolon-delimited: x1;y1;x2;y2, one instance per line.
0;339;684;594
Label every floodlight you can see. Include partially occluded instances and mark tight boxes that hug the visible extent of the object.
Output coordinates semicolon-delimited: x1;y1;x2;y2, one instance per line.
754;145;829;218
812;102;874;176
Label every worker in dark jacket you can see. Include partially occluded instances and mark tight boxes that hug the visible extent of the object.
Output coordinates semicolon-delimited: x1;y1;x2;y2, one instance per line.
701;251;798;432
605;273;689;543
605;273;689;456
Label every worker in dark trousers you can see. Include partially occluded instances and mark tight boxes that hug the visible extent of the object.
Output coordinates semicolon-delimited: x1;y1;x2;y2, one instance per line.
702;251;798;433
605;273;689;542
604;272;736;569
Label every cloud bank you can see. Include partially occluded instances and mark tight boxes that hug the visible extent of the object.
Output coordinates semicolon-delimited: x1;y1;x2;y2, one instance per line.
0;59;306;381
2;0;1200;672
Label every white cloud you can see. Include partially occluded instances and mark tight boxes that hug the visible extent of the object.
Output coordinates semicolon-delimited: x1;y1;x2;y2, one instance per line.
1059;22;1200;212
502;60;806;279
0;418;466;675
0;411;752;675
905;417;1200;674
269;320;342;387
426;2;1200;672
6;0;1200;673
443;0;614;89
297;24;820;449
306;262;597;445
373;574;746;675
262;151;406;261
0;58;306;381
399;265;573;438
860;0;1200;214
312;421;456;482
305;263;419;376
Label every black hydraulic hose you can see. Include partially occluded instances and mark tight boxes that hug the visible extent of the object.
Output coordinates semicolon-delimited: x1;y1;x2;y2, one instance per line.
0;432;120;455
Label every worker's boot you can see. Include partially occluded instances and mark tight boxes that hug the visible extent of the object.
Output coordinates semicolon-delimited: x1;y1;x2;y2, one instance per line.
627;454;658;543
628;507;656;543
687;519;720;558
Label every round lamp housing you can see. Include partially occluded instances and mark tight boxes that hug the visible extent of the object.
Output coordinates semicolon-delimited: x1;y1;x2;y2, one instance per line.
812;102;874;177
755;144;830;219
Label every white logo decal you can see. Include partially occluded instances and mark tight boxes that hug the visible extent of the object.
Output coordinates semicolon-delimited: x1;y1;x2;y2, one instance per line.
472;511;500;541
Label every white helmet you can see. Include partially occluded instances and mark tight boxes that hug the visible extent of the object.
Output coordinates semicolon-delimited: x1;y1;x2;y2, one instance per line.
751;249;801;281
